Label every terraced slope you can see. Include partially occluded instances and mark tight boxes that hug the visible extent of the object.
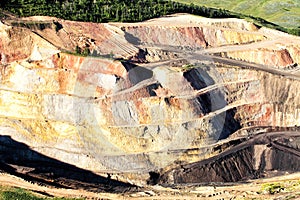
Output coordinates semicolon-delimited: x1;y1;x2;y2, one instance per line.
0;14;300;196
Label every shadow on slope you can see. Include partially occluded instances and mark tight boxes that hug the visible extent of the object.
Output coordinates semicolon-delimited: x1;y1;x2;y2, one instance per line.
184;68;241;140
0;136;138;193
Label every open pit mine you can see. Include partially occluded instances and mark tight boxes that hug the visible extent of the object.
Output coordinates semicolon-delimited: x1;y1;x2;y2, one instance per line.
0;14;300;199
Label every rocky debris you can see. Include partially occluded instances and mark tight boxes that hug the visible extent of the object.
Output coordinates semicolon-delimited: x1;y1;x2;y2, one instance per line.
158;132;300;184
129;48;179;63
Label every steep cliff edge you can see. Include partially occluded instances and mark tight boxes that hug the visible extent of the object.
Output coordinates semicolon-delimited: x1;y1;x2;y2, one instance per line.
0;14;300;190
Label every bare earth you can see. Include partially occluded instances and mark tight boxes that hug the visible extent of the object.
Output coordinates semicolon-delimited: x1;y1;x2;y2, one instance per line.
1;172;300;199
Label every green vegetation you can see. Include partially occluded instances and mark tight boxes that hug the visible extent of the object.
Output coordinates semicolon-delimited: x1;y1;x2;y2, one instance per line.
75;45;90;56
0;0;238;23
64;46;115;59
0;186;84;200
260;182;285;194
173;0;300;30
1;188;43;200
182;64;195;71
173;0;300;35
0;0;299;36
258;180;300;197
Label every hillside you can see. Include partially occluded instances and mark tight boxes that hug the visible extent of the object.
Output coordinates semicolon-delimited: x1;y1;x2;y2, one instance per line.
174;0;300;29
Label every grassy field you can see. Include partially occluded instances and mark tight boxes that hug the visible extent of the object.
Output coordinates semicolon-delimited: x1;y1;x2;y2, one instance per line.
173;0;300;29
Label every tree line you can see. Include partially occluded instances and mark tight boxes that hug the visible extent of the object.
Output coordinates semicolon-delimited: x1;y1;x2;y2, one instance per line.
0;0;238;22
0;0;299;36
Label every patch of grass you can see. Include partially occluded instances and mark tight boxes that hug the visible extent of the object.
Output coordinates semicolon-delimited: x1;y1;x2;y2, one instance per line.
0;186;84;200
182;64;195;71
261;182;285;194
285;180;300;192
2;190;42;200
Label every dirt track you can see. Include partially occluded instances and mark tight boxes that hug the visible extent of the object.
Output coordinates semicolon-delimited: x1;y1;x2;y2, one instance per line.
1;171;300;199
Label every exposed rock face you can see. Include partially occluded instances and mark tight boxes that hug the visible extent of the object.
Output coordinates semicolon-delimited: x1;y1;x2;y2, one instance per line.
222;48;296;69
0;21;58;63
287;46;300;64
0;14;300;187
121;24;265;48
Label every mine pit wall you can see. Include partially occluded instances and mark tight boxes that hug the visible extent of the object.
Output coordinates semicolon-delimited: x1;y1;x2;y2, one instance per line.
0;33;299;174
221;48;297;69
0;52;300;174
212;66;300;128
287;45;300;64
0;20;140;63
122;25;265;48
0;21;57;63
115;19;299;69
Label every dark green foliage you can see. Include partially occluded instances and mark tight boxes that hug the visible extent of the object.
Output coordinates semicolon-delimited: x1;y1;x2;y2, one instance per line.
0;0;299;36
285;28;300;36
0;0;238;23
